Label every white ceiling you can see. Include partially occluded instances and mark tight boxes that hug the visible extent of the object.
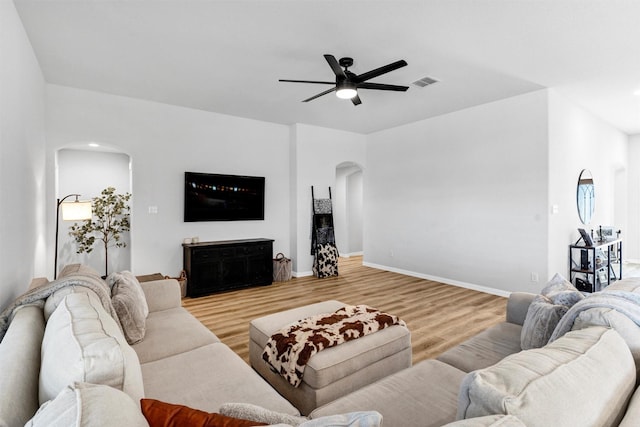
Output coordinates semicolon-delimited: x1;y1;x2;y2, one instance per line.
13;0;640;135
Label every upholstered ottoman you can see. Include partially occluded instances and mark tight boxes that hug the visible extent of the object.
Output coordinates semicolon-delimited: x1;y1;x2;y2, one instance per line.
249;300;412;415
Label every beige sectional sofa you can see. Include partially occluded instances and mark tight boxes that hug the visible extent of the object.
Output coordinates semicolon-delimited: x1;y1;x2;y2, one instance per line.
2;264;640;426
309;286;640;426
0;267;299;426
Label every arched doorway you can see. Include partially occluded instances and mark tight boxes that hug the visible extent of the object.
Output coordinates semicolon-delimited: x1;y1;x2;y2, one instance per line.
55;145;132;277
334;162;363;258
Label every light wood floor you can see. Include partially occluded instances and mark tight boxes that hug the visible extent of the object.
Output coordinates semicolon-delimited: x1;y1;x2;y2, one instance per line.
182;256;507;365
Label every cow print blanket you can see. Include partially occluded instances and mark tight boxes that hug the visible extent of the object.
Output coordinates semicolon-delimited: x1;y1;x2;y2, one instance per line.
262;305;406;387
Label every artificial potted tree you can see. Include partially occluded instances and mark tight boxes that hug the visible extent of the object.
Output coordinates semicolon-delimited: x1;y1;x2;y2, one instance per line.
69;187;132;277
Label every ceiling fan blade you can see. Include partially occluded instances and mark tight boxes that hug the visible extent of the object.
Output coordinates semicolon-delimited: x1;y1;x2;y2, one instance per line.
358;82;409;92
351;94;362;106
354;60;408;83
279;79;335;85
302;87;336;102
324;54;346;78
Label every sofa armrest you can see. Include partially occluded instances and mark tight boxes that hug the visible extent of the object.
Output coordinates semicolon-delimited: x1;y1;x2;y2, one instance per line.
505;292;536;325
140;279;182;312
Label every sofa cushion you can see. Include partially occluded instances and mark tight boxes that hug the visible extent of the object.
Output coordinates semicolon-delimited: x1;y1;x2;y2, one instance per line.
141;342;299;415
618;384;640;427
26;382;148;427
437;322;522;372
572;306;640;377
43;285;100;321
310;359;466;427
458;327;635;427
442;415;527;427
107;271;149;344
132;307;219;363
140;399;265;427
442;415;526;426
39;292;144;405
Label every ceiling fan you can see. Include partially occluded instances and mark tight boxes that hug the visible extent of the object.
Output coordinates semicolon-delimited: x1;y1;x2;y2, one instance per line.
279;54;409;105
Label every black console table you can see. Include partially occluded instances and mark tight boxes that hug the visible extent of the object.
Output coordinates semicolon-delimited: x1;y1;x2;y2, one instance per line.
569;238;622;292
183;238;274;297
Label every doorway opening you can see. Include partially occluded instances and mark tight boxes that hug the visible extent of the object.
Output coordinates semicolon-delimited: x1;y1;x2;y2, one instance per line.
334;162;363;262
55;146;132;277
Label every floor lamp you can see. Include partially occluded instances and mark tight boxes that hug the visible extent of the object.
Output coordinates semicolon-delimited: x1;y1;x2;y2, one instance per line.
55;194;92;279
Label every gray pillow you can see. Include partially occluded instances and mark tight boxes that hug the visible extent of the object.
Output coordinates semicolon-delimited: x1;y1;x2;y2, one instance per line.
520;273;584;350
107;271;149;344
520;295;568;350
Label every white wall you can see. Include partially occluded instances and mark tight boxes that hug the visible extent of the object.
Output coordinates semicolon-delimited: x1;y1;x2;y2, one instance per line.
291;124;366;275
347;170;364;254
626;134;640;261
45;85;291;277
547;90;628;277
0;0;47;310
56;149;132;276
365;91;549;295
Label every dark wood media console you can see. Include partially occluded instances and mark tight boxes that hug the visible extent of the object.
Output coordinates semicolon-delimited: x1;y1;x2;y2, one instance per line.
183;238;274;297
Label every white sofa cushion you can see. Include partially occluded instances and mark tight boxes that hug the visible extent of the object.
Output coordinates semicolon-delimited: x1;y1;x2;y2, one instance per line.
26;382;148;427
39;292;144;405
458;327;635;427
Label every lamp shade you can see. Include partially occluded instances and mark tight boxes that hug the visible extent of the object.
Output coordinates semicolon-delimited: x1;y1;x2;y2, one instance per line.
61;201;92;221
336;80;357;99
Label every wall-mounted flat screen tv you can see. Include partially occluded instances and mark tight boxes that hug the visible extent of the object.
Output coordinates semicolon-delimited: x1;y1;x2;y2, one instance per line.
184;172;265;222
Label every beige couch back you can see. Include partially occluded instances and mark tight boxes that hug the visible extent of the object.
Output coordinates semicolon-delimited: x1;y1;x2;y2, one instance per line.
0;305;45;426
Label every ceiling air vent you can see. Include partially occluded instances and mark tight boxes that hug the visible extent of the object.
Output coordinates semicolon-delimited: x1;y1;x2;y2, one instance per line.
412;76;439;88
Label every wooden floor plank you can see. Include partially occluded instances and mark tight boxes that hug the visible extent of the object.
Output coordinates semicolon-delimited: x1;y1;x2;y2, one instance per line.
182;256;507;364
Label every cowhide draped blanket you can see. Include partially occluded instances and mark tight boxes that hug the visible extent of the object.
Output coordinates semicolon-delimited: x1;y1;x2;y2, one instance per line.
262;305;406;387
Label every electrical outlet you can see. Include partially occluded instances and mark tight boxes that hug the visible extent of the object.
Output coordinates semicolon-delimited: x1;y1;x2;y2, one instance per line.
530;273;539;282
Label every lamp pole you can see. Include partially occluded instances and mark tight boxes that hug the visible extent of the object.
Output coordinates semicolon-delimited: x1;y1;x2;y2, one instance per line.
54;194;82;279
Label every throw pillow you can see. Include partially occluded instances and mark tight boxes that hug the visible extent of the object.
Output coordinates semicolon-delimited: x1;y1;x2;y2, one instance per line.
540;273;584;307
140;399;266;427
39;292;144;405
26;382;148;427
520;273;584;349
520;295;568;350
107;271;149;344
220;402;308;425
219;403;383;427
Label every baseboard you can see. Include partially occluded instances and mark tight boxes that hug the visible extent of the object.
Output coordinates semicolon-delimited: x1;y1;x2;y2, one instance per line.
339;251;363;258
293;270;313;278
362;262;511;298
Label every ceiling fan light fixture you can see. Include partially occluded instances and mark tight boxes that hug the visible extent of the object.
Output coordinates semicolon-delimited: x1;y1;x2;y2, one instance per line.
336;81;357;99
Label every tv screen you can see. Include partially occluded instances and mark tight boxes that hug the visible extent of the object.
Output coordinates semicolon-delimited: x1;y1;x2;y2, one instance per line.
184;172;265;222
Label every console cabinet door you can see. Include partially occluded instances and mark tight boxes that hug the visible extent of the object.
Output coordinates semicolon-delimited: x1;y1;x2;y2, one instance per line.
184;239;273;297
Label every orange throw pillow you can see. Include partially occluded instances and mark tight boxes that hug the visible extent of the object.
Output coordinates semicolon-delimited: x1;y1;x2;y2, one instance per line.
140;399;267;427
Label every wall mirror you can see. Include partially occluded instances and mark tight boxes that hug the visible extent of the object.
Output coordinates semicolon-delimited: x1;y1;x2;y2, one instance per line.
577;169;595;225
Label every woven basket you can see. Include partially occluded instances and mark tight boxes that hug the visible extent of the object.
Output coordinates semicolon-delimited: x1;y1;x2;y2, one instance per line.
273;253;292;282
165;270;187;298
